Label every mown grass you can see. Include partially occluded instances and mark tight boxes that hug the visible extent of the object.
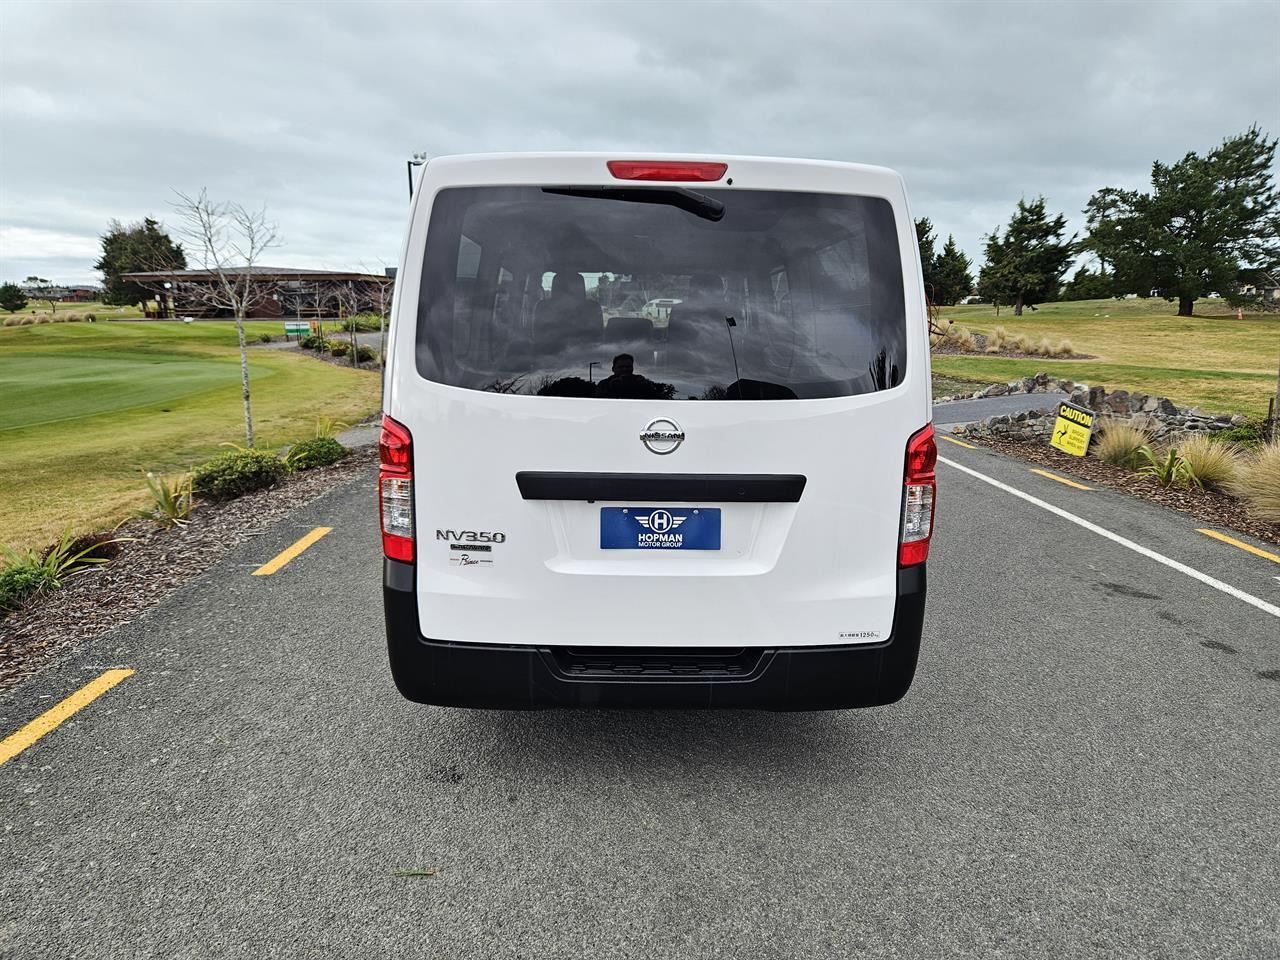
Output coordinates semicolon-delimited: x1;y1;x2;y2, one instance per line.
4;299;144;319
0;320;380;551
934;298;1279;415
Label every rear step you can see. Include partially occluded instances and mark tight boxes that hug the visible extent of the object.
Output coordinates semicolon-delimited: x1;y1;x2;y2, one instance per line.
546;647;771;681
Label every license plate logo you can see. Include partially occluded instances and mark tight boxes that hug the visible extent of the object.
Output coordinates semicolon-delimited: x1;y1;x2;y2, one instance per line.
600;507;721;550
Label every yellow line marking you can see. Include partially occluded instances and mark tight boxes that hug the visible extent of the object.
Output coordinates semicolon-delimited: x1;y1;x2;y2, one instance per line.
939;435;976;449
1197;529;1280;565
1030;469;1093;491
252;526;333;576
0;669;134;766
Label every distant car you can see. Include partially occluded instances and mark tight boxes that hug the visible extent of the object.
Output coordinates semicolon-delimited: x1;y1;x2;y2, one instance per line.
641;297;682;326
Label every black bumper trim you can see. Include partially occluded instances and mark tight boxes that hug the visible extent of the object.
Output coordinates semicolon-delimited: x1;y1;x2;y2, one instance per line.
515;471;807;503
383;560;925;710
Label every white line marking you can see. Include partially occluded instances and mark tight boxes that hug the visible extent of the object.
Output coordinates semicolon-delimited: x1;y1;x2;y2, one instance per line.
939;455;1280;620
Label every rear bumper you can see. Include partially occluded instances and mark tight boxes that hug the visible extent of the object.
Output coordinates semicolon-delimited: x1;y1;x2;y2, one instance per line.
383;560;925;710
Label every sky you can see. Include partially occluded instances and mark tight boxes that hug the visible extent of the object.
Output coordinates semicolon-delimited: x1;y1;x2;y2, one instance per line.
1;0;1277;286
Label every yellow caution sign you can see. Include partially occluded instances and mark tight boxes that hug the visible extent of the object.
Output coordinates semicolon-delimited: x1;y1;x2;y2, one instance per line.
1049;401;1095;456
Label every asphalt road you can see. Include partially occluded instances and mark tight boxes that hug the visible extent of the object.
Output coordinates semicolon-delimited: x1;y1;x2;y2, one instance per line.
3;441;1278;959
933;391;1067;426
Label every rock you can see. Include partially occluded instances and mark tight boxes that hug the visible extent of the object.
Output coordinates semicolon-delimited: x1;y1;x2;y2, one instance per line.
984;383;1010;397
1157;397;1178;416
1054;379;1075;393
1140;395;1161;413
1034;371;1050;386
1128;392;1148;411
1088;385;1107;410
1107;389;1131;415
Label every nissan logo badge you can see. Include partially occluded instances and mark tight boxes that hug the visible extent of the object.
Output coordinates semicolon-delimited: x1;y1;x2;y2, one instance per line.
640;418;684;455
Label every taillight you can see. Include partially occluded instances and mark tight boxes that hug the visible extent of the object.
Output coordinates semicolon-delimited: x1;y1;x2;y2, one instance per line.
607;160;728;182
379;414;414;562
899;423;937;567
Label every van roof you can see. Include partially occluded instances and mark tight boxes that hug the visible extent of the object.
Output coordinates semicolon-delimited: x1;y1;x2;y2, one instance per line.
416;152;906;196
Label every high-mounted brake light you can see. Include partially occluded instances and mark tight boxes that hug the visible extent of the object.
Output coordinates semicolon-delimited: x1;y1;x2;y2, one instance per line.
607;160;728;183
379;414;414;562
899;423;937;567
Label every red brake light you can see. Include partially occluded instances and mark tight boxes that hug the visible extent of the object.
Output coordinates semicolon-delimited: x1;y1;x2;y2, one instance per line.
379;415;411;474
607;160;728;183
899;424;937;567
379;415;414;562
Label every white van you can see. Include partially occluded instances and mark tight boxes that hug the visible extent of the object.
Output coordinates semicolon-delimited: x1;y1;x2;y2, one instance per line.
380;154;935;709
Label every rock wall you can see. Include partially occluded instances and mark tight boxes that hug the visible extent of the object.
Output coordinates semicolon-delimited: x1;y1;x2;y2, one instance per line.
945;372;1242;441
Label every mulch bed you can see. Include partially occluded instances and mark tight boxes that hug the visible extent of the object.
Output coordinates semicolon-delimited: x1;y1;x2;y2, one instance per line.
963;435;1280;546
0;450;376;692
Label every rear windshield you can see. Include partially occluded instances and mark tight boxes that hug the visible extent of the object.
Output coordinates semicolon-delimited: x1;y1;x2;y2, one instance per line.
415;186;906;400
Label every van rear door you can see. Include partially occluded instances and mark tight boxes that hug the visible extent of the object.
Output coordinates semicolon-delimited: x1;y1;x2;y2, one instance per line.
389;156;928;650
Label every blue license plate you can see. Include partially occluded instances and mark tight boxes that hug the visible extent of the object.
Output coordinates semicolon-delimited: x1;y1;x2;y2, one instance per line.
600;507;721;550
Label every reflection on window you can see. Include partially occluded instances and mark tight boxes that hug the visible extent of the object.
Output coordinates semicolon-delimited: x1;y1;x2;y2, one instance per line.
417;187;905;400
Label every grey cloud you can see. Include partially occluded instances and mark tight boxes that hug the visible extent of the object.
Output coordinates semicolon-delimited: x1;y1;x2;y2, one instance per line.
1;0;1276;284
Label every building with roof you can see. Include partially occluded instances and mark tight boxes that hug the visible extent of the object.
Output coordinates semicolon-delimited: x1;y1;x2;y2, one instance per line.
120;266;393;319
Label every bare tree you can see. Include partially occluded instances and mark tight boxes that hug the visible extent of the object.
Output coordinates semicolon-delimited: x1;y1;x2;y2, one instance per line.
169;189;280;447
334;280;366;367
370;272;394;368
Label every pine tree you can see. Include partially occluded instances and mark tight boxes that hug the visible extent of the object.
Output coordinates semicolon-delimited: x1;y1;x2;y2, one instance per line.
915;217;938;302
0;283;28;313
1081;127;1280;316
932;236;973;305
978;198;1074;316
95;218;187;306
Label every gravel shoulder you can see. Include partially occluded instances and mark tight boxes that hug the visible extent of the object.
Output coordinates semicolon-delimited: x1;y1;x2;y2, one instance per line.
0;451;376;692
961;434;1280;546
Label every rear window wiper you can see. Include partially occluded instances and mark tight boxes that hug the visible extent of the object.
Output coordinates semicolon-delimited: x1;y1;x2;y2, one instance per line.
542;186;725;222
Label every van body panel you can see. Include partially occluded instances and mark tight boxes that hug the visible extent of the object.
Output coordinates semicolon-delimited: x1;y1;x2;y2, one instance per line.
383;153;931;702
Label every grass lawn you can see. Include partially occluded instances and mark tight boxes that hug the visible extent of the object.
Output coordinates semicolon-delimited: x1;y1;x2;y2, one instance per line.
0;320;380;552
934;297;1279;415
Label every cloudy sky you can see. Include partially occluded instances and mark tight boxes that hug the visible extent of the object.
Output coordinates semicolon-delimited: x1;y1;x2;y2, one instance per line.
2;0;1277;285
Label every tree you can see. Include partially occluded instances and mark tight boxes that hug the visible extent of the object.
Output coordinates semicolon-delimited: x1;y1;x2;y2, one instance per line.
932;236;973;305
169;189;280;447
977;198;1074;316
1081;127;1280;316
1059;265;1116;301
915;217;938;302
24;276;56;313
0;283;28;313
95;218;187;306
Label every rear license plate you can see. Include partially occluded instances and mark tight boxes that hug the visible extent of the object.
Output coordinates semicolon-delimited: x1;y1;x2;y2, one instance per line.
599;507;721;550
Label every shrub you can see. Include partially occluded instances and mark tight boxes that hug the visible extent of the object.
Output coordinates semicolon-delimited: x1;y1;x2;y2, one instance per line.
1;528;130;614
192;449;290;501
299;334;330;350
1176;434;1241;491
0;563;46;614
1136;445;1201;489
1212;419;1267;448
354;345;377;363
314;416;350;439
143;471;194;526
257;332;273;343
329;342;350;357
1231;442;1280;523
85;313;96;322
333;314;380;332
286;436;346;470
1010;333;1031;353
1094;419;1152;469
1057;338;1074;356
